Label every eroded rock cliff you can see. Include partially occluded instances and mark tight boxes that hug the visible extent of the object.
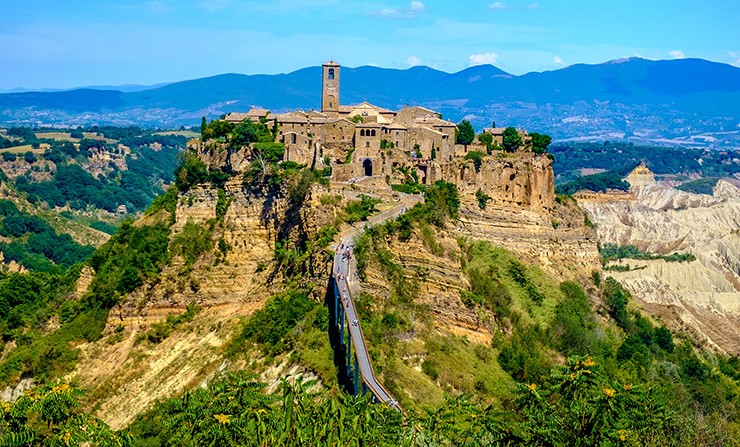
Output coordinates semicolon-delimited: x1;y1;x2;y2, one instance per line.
579;180;740;354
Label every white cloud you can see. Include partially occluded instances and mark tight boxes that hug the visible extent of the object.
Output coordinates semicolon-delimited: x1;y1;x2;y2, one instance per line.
668;49;685;59
552;56;566;66
368;1;426;18
489;2;505;9
468;52;499;65
528;3;539;9
409;1;426;12
406;55;423;66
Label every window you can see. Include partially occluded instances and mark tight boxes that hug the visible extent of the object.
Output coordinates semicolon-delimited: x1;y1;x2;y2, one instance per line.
328;68;335;80
360;129;365;136
371;130;376;137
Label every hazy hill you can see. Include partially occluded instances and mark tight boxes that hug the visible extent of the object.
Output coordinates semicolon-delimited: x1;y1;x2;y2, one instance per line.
1;58;739;147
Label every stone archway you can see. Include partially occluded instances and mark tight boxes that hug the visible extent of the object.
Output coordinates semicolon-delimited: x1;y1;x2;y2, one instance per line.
362;159;373;177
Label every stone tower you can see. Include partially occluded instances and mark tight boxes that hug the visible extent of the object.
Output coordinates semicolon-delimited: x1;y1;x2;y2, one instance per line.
321;61;340;116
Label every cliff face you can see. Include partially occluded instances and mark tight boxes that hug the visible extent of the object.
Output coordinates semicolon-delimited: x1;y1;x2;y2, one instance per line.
72;179;341;429
68;150;591;428
579;180;740;354
437;154;555;211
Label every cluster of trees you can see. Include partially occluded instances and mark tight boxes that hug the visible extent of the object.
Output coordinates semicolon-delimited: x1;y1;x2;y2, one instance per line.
600;243;696;264
457;121;551;155
16;164;155;212
551;141;739;184
200;117;275;146
0;200;94;272
556;171;631;194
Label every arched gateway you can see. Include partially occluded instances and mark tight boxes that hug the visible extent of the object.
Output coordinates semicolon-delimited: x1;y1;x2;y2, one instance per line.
362;159;373;177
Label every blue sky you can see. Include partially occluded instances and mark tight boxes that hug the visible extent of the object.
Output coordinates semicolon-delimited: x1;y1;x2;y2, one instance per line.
1;0;738;90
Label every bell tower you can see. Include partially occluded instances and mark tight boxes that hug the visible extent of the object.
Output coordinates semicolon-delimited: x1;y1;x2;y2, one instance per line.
321;61;340;116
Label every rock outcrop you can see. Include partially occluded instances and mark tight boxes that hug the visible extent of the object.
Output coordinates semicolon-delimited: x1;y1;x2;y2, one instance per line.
579;180;740;354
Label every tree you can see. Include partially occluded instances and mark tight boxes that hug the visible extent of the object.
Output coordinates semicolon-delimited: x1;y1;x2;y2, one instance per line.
70;129;85;139
200;116;207;139
530;132;552;155
456;120;475;146
502;127;522;153
230;120;259;147
24;151;37;163
478;132;494;154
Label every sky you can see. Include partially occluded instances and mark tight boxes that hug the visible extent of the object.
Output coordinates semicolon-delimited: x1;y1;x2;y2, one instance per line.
1;0;739;90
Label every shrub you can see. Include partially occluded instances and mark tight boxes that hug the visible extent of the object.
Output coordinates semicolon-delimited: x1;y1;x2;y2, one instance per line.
475;188;491;210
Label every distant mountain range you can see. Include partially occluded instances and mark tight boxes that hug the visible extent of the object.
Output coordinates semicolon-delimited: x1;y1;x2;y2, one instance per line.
2;58;739;147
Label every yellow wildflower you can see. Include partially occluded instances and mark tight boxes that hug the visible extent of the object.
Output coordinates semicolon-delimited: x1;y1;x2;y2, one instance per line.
623;383;633;391
603;388;616;397
214;413;231;424
617;429;628;441
583;357;596;367
528;383;537;391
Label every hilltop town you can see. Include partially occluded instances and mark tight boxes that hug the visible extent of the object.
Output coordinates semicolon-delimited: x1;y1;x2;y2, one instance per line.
190;61;555;210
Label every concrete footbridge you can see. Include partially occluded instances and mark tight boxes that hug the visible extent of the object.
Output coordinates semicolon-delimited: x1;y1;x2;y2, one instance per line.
331;194;422;411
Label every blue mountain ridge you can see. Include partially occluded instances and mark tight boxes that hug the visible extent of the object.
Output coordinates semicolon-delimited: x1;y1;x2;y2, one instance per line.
1;58;739;146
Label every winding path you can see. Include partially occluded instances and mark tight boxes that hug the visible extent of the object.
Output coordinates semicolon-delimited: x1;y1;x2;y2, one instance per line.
332;194;422;410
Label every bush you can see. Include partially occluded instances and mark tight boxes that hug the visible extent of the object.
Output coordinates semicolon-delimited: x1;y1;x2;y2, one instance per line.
344;195;381;223
174;152;208;191
232;290;316;355
464;151;486;172
171;221;212;267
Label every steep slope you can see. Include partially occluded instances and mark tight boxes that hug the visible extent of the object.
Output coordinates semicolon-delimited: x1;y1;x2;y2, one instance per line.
579;180;740;354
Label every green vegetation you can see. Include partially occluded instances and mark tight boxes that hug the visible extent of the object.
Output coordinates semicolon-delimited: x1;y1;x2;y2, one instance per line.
171;221;213;267
343;194;381;223
456;120;475;146
676;177;720;195
4;125;184;213
556;171;631;194
551;141;739;185
464;150;486;172
0;383;132;446
600;243;696;264
229;290;317;356
138;304;199;344
0;199;94;272
502;127;521;152
475;188;491;210
477;132;494;153
529;132;552;155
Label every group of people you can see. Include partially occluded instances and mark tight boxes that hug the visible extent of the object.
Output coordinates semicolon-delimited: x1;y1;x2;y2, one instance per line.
335;240;359;325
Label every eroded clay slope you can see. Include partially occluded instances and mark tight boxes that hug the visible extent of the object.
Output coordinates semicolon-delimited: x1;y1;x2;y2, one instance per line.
579;180;740;354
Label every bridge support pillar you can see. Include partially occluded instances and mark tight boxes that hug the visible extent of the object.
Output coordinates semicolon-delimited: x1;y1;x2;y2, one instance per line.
346;332;352;378
353;355;360;395
339;306;345;346
333;281;339;327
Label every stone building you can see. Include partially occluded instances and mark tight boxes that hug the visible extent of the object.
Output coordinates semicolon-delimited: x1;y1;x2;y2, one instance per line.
224;61;457;185
217;60;554;210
